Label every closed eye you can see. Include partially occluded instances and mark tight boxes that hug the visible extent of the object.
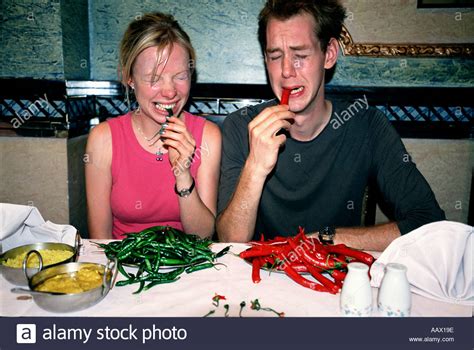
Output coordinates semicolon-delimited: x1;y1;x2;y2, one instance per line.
268;55;282;61
174;72;190;81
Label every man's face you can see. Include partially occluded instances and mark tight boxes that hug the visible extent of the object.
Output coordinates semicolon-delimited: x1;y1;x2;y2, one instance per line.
265;13;336;116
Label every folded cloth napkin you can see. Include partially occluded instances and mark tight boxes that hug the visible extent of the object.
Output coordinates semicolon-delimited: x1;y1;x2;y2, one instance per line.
370;221;473;305
0;203;78;253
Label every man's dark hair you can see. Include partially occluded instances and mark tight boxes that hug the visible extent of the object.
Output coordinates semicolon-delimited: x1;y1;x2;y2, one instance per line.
258;0;346;53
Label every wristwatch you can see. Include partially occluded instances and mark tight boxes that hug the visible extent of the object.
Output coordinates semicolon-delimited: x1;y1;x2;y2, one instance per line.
318;226;336;245
174;178;195;198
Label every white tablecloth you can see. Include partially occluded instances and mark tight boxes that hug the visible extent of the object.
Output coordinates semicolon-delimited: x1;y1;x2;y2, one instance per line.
1;240;472;317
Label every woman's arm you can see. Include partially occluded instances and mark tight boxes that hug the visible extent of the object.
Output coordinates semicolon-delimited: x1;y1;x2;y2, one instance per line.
162;118;221;238
85;122;113;239
178;121;221;238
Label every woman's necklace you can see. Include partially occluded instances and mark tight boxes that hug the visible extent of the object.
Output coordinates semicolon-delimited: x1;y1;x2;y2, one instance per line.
134;108;166;161
136;123;162;145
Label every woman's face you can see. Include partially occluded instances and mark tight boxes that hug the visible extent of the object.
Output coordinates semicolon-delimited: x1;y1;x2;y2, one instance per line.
130;44;191;124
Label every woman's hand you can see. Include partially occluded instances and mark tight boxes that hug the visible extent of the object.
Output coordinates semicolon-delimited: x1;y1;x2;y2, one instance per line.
161;116;196;178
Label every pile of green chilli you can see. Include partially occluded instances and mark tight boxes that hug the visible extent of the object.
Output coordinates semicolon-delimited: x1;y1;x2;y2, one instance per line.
94;226;229;294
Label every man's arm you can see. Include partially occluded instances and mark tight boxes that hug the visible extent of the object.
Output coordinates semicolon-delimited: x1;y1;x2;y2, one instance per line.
321;111;445;252
369;111;445;235
314;222;400;251
216;160;267;242
217;105;294;242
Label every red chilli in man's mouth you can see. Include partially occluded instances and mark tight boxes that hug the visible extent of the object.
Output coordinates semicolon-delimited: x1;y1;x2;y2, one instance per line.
280;88;291;105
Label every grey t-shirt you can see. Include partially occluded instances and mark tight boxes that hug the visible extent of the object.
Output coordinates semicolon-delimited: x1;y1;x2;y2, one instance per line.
218;99;445;240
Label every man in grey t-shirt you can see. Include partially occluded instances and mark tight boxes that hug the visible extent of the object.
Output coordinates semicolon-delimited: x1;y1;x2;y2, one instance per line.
216;0;444;250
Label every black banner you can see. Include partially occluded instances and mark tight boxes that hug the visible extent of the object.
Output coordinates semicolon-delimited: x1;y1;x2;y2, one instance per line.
1;317;472;350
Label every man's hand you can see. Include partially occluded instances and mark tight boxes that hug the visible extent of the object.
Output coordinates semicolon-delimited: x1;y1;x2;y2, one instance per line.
217;105;295;242
307;222;401;252
247;105;294;178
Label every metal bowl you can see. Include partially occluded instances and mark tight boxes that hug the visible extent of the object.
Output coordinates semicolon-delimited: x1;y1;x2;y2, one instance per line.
11;260;117;313
0;236;80;286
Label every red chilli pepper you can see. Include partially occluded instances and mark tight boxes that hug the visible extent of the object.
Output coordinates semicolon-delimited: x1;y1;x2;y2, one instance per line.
300;245;342;269
252;258;263;284
268;236;290;243
278;256;329;293
303;262;340;294
280;88;291;105
287;238;339;294
250;240;288;247
331;254;348;264
307;236;329;254
250;236;289;246
212;293;226;307
328;269;347;281
262;259;308;273
279;263;308;273
239;245;290;259
325;244;375;266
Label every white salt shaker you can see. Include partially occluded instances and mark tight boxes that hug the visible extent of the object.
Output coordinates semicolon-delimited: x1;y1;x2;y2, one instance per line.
340;262;372;316
378;263;411;317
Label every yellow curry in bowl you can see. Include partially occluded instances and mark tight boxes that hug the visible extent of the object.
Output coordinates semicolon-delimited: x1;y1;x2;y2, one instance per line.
34;264;104;294
2;249;74;268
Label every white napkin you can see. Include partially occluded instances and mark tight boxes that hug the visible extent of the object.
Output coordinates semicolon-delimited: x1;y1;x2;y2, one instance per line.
370;221;473;305
0;203;78;253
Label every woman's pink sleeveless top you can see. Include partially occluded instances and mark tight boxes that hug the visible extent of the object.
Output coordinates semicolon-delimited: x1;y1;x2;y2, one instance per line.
107;112;205;239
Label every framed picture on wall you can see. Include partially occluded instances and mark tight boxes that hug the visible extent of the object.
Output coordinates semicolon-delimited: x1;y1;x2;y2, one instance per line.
417;0;474;8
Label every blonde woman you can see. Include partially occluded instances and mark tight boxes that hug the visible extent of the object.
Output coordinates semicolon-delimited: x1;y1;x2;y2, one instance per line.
86;13;221;239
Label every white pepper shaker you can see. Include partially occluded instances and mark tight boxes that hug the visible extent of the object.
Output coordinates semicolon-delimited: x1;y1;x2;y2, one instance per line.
340;262;372;316
378;263;411;317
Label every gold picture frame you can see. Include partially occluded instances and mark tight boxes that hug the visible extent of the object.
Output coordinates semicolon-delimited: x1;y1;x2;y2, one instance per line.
338;25;474;57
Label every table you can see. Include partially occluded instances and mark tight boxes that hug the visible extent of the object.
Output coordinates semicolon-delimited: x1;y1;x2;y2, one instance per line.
1;240;471;317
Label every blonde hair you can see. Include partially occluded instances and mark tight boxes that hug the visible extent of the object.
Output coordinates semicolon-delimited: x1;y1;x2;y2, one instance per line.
119;12;196;92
